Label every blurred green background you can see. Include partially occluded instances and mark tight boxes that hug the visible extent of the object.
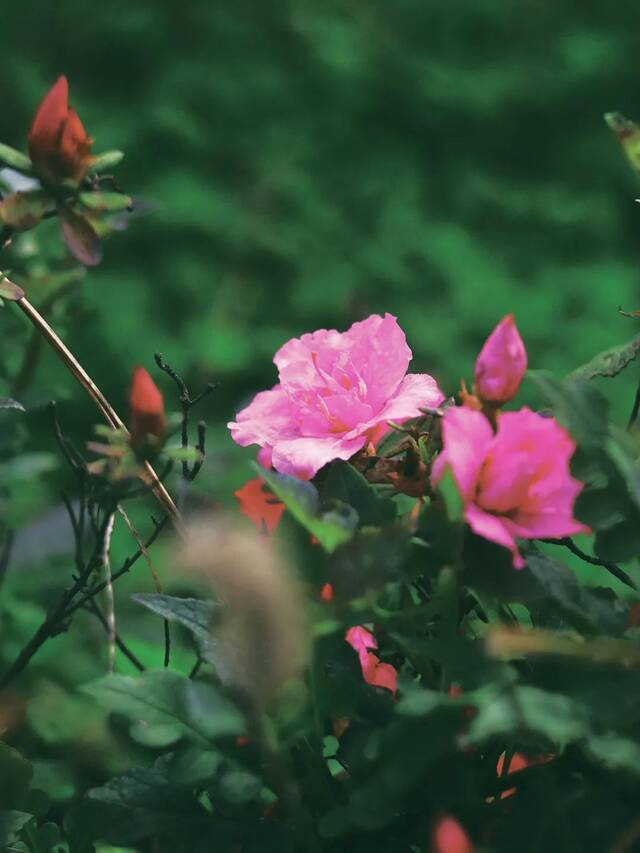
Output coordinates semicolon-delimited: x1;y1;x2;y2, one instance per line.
1;0;640;503
1;0;640;822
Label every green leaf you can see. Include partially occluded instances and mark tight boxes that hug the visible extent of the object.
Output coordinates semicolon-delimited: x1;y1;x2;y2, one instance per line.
0;190;52;230
0;743;33;810
0;396;24;411
606;112;640;176
584;732;640;775
435;465;464;522
60;206;103;267
257;465;356;552
464;684;588;745
0;142;32;172
82;671;244;745
131;594;219;658
568;334;640;381
0;275;24;301
527;371;608;449
320;460;397;526
90;150;125;172
0;810;32;846
79;191;132;213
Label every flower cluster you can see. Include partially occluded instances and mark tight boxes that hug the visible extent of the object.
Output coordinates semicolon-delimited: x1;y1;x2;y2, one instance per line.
231;312;587;570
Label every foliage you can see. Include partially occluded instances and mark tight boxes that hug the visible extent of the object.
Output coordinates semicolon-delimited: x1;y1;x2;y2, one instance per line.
1;3;640;852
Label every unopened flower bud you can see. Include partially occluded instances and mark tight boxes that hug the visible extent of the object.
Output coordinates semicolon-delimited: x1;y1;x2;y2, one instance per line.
129;367;165;453
28;76;94;185
474;314;527;407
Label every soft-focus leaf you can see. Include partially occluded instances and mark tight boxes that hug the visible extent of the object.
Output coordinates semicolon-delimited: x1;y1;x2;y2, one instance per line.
82;671;244;745
79;191;132;213
59;206;103;266
527;371;608;449
0;810;32;846
568;334;640;381
606;112;640;175
90;150;125;172
0;190;51;230
0;142;32;173
0;743;32;810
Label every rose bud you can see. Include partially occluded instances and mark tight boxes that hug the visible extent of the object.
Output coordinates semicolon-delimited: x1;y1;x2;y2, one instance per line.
129;367;165;454
473;314;527;407
432;815;474;853
28;75;94;185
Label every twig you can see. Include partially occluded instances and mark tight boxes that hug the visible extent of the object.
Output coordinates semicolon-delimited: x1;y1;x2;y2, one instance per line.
189;657;204;679
628;378;640;429
85;598;145;672
0;505;118;689
0;530;14;590
100;511;117;671
62;516;168;619
13;294;183;533
544;537;637;591
154;352;214;481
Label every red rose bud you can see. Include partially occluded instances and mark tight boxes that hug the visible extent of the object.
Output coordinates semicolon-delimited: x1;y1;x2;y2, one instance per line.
28;76;94;185
129;367;165;453
432;815;474;853
473;314;527;407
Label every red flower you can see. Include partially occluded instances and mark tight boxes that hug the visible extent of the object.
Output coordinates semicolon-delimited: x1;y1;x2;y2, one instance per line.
129;367;165;453
234;477;285;535
28;76;94;185
432;816;474;853
345;626;397;695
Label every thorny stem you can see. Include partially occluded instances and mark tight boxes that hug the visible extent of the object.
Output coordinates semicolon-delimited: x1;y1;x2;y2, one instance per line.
14;295;184;535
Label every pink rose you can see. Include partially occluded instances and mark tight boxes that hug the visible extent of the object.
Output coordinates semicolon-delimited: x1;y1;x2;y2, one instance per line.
474;314;527;406
432;406;589;568
228;314;443;479
345;626;398;694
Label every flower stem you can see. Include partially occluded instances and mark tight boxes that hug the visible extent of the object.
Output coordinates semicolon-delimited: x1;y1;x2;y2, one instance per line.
14;294;183;533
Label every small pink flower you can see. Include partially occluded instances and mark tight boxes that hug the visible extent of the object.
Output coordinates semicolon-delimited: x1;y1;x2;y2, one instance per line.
345;626;397;694
474;314;527;406
431;815;474;853
228;314;443;479
432;406;589;568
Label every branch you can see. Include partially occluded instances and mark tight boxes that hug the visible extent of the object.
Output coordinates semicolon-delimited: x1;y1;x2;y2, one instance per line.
13;294;183;534
544;537;637;591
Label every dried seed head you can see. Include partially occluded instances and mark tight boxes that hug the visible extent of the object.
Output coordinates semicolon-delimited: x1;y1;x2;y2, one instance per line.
181;516;307;708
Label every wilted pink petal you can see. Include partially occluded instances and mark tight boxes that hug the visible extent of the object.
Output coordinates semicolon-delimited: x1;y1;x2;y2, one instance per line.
345;626;397;695
229;314;443;479
432;815;474;853
433;406;589;568
474;314;527;406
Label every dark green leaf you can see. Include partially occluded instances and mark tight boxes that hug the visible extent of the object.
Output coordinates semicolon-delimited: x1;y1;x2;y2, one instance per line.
82;670;244;745
0;743;33;810
131;593;219;658
320;460;397;526
0;810;32;846
258;465;355;552
527;371;608;449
